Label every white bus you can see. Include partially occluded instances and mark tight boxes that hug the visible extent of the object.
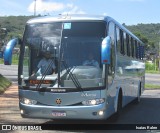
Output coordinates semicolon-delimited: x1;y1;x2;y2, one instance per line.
17;15;145;120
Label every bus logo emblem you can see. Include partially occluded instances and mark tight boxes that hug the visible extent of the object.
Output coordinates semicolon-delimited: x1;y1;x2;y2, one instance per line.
56;98;62;104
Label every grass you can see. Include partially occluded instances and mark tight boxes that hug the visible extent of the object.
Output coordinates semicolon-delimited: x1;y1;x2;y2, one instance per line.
0;58;3;64
0;54;19;65
145;84;160;89
145;70;160;74
0;74;12;94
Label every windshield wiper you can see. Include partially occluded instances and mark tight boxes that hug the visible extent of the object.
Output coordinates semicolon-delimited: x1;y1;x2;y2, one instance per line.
62;60;83;91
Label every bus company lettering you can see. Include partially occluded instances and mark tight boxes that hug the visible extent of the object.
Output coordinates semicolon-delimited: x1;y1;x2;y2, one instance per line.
51;89;66;92
81;93;96;97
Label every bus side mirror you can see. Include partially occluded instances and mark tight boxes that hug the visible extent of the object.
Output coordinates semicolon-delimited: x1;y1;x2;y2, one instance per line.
4;38;19;65
101;36;111;64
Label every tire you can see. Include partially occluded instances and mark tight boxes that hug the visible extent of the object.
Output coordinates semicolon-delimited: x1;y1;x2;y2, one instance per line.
134;88;141;104
110;93;122;121
116;93;122;116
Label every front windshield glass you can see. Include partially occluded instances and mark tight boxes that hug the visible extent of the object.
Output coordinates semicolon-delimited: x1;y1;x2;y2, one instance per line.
22;21;106;90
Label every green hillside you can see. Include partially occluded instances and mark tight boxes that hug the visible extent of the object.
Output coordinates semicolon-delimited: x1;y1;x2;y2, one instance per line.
0;16;34;40
0;16;160;53
126;23;160;44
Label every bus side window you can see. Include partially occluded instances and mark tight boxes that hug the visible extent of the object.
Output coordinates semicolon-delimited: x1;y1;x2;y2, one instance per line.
116;27;124;55
140;45;144;60
120;29;124;55
116;27;121;53
126;34;130;56
132;38;135;58
108;22;115;84
135;40;137;58
131;38;135;58
129;36;132;57
139;44;142;59
123;32;127;55
137;42;140;59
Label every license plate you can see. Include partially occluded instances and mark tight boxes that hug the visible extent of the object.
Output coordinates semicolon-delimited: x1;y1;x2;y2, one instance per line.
52;111;66;117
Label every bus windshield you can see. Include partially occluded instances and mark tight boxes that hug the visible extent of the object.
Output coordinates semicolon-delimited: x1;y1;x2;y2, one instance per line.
22;21;106;90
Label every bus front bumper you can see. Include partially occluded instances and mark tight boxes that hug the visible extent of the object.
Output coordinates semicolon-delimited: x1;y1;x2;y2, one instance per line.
19;103;108;120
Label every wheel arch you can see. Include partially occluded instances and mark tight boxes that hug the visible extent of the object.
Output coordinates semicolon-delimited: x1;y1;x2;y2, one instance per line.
114;87;123;113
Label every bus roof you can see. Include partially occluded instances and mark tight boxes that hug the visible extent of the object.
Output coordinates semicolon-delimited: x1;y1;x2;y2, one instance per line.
27;14;112;24
26;14;144;45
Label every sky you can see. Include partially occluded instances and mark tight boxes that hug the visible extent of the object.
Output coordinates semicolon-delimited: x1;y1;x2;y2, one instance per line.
0;0;160;25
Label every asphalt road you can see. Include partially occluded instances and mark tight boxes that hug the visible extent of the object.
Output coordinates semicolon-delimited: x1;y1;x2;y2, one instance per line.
0;64;18;84
1;64;160;133
145;73;160;85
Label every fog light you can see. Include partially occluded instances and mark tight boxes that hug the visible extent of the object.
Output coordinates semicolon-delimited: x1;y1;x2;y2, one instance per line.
98;110;104;116
20;109;24;114
92;112;97;115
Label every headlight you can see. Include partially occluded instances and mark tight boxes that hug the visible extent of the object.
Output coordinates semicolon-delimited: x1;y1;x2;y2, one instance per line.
82;98;105;105
20;97;37;105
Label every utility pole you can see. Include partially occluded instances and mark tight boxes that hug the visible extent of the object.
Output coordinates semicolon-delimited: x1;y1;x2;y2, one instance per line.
34;0;36;16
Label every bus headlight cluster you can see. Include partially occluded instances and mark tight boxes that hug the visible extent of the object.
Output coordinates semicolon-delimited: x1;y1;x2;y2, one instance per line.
82;98;105;106
20;97;37;105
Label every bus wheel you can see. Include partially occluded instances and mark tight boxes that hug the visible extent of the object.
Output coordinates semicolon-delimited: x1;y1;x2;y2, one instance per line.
111;93;122;121
116;93;122;116
134;88;141;104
